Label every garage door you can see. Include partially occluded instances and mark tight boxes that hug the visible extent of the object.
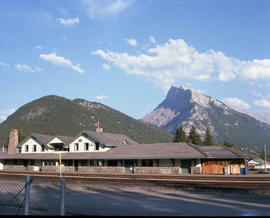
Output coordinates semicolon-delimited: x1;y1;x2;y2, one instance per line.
202;160;225;175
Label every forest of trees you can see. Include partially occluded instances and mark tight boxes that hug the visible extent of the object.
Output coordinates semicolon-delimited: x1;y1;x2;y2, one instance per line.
173;125;235;148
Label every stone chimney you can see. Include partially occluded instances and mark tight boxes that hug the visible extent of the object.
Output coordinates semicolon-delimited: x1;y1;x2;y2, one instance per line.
8;128;19;154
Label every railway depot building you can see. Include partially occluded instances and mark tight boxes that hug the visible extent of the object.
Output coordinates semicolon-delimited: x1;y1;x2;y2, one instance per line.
0;128;246;175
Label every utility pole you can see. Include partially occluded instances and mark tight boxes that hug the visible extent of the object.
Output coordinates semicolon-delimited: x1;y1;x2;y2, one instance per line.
264;144;267;172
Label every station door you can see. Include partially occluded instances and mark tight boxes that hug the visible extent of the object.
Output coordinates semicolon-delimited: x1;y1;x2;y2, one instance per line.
181;160;192;174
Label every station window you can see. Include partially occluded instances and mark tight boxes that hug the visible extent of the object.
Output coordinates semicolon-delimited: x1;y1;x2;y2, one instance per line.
81;160;88;166
90;160;95;166
75;143;79;151
85;143;89;151
95;143;100;151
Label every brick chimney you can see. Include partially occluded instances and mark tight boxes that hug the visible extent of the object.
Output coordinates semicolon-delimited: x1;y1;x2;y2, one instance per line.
8;128;19;154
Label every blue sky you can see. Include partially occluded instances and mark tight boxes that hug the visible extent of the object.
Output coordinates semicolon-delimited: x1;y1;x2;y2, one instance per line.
1;0;270;122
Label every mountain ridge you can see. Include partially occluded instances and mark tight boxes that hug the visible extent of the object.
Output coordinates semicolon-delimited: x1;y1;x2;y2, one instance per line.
142;86;270;151
0;95;173;145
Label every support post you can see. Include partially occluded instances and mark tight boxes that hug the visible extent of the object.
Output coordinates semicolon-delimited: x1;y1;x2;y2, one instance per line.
24;176;31;215
244;155;247;175
60;178;66;216
264;144;267;172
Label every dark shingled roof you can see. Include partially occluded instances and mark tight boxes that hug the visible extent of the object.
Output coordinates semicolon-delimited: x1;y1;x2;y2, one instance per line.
0;143;245;160
84;130;138;146
198;145;246;158
31;133;54;144
52;136;74;144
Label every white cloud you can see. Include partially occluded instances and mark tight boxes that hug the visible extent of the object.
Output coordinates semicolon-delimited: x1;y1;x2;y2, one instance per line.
125;38;137;46
82;0;134;20
15;64;43;72
92;38;270;90
33;45;43;50
253;99;270;108
0;61;9;67
40;52;85;73
96;95;108;100
0;109;15;122
102;63;110;71
149;36;156;44
56;17;80;27
223;98;250;110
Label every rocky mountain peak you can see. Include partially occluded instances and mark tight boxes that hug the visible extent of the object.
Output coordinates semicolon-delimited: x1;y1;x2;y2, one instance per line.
142;85;270;150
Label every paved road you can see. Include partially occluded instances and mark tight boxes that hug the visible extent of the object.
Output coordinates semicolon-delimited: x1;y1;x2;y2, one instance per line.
61;185;270;216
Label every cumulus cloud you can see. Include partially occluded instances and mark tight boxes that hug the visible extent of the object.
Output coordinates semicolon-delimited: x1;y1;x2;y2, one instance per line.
82;0;134;20
15;64;43;72
0;109;15;122
0;61;9;67
57;17;80;26
102;63;110;71
96;95;108;100
125;38;137;46
92;38;270;90
253;99;270;108
40;52;84;73
223;97;250;110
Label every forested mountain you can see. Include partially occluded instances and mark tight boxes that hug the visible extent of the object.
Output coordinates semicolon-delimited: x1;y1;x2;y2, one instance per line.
0;95;173;145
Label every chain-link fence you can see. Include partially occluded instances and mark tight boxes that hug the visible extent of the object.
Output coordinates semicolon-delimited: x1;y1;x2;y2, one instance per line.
0;175;65;216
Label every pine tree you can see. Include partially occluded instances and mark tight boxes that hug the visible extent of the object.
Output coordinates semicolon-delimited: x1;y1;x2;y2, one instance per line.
173;126;187;142
173;128;180;142
223;141;234;148
178;126;187;142
202;128;213;145
188;126;201;145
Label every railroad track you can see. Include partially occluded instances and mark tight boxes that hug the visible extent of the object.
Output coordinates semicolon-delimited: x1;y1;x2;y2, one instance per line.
1;170;270;193
0;170;270;181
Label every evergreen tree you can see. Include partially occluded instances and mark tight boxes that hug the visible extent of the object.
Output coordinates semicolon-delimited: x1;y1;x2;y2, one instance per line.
188;126;201;145
202;128;213;145
223;141;234;148
15;126;26;143
178;126;187;142
173;126;187;142
173;128;180;142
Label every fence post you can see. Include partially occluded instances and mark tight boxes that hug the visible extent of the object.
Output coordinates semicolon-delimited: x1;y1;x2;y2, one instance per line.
24;176;31;215
60;178;66;216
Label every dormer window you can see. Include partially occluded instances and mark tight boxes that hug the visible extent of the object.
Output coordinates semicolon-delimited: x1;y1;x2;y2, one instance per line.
25;145;29;152
33;145;37;152
95;142;99;151
79;139;82;142
85;143;89;151
75;143;79;151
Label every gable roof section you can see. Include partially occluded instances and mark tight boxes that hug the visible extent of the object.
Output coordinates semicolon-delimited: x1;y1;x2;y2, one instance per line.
197;145;245;159
17;133;54;148
18;134;74;149
66;130;138;148
84;130;138;146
